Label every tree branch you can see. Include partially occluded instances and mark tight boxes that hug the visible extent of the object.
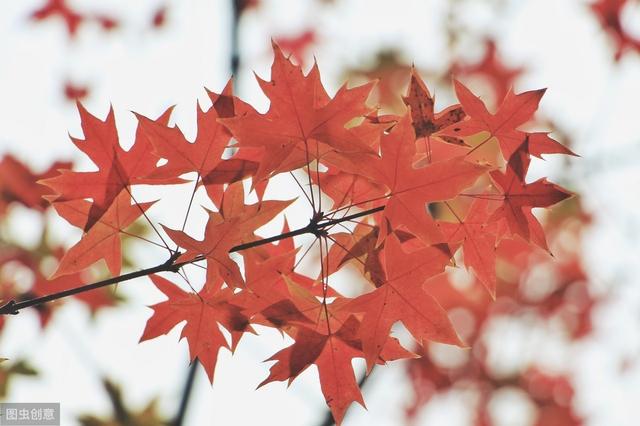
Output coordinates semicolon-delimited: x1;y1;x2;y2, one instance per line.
171;359;200;426
0;205;385;316
0;251;182;315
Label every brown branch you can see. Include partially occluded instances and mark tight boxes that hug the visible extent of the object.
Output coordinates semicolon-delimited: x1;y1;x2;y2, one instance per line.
0;251;183;315
171;359;200;426
0;205;385;316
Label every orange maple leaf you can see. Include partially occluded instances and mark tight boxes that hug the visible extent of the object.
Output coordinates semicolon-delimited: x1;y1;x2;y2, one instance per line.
140;275;251;382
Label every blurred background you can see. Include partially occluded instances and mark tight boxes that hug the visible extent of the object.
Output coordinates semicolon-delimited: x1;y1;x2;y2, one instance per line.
0;0;639;425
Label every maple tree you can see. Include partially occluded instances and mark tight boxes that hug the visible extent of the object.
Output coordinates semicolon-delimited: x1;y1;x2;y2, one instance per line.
0;42;574;424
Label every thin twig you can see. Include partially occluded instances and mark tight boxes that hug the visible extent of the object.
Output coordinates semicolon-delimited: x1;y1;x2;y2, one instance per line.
0;205;386;315
290;171;314;208
171;359;200;426
123;185;172;252
0;251;182;315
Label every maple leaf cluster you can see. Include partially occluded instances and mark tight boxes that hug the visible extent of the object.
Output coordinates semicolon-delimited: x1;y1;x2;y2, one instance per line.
404;198;594;425
37;43;574;423
0;155;121;331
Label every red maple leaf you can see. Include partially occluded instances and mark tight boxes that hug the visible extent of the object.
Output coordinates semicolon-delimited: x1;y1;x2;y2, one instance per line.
41;104;171;231
324;223;387;287
259;282;412;425
440;80;545;161
488;141;572;250
368;114;487;245
403;67;467;152
527;132;577;159
136;101;231;181
221;43;376;182
345;235;462;371
440;199;499;297
0;155;70;216
51;192;155;278
260;317;366;425
163;182;293;287
236;252;319;328
311;119;386;210
240;221;329;305
140;275;251;382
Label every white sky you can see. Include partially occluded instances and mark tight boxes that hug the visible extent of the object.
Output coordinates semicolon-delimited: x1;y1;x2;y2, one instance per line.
1;0;640;425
